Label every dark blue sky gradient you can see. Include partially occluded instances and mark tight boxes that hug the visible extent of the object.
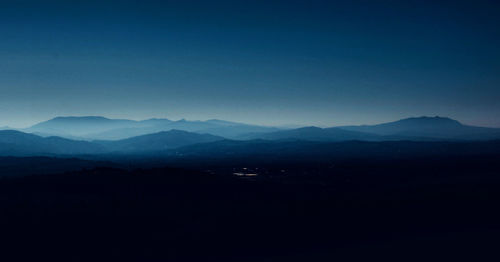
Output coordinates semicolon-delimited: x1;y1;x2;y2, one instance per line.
1;0;499;127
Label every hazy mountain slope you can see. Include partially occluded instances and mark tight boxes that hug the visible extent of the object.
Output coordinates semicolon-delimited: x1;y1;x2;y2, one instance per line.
243;126;380;141
84;126;169;140
339;116;500;140
26;116;139;137
0;129;225;156
0;130;105;156
99;129;225;152
27;116;280;140
195;125;281;138
26;115;500;141
155;119;280;138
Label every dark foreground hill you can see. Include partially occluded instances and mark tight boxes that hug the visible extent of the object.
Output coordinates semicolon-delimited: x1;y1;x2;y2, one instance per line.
163;139;500;163
0;156;115;177
1;153;500;261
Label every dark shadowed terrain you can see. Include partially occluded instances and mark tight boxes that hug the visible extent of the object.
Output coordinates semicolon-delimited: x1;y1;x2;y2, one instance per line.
1;142;500;261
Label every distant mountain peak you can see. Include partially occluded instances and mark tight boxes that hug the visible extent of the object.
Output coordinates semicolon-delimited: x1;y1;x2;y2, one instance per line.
297;126;323;131
206;119;233;124
336;116;500;140
51;116;112;121
142;118;171;121
406;116;456;121
395;116;462;126
155;129;192;135
205;119;246;126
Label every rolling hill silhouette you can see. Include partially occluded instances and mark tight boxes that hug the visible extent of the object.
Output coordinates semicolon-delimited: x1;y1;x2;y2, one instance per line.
0;130;105;156
2;116;499;157
246;116;500;142
98;129;225;152
243;126;381;141
339;116;500;140
0;129;225;156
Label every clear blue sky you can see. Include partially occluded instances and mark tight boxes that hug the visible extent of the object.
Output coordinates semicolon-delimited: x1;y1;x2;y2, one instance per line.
1;0;499;128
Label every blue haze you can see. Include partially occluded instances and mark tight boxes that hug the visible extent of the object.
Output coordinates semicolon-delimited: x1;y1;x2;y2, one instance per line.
0;0;499;127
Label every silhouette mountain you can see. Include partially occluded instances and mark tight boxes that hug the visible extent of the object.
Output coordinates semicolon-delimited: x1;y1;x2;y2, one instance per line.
26;116;279;140
0;130;104;156
138;119;280;138
339;116;500;140
243;126;380;141
239;116;500;141
99;129;225;152
4;116;500;157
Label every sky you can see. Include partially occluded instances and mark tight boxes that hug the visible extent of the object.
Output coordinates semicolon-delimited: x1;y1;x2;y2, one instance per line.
0;0;499;128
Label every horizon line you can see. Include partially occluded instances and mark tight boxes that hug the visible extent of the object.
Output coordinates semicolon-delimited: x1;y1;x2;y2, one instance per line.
2;114;499;130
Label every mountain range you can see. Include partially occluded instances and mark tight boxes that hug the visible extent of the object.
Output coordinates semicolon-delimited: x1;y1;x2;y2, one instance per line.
242;126;381;141
338;116;500;140
243;116;500;142
0;116;499;157
25;116;279;140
